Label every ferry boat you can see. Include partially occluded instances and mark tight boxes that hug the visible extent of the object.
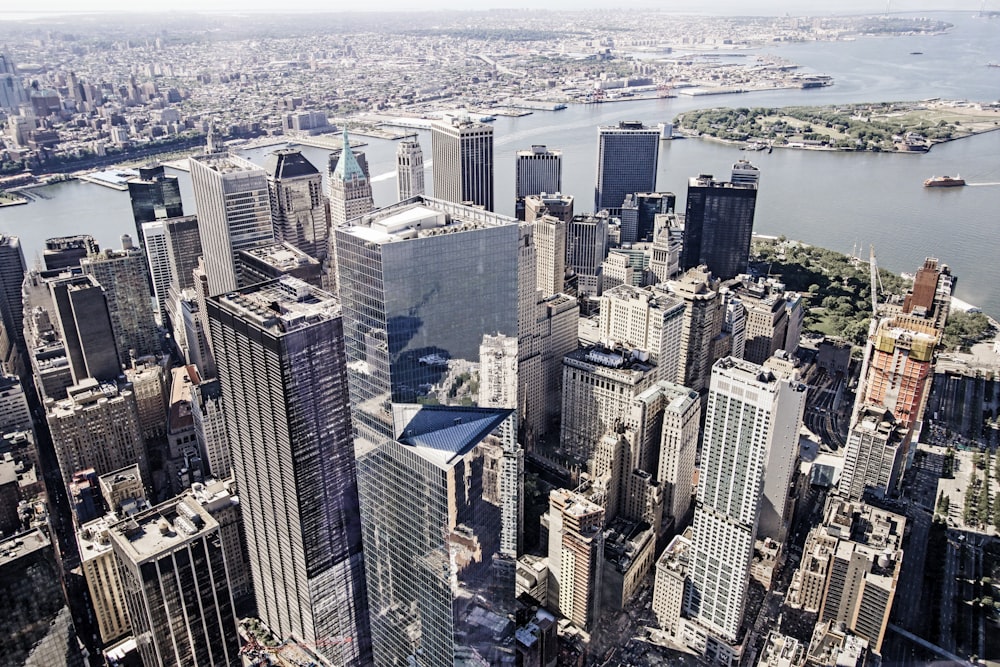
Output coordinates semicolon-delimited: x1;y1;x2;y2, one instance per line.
923;175;966;188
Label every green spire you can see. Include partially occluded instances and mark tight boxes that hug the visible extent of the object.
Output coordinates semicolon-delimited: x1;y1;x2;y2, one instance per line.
333;127;366;182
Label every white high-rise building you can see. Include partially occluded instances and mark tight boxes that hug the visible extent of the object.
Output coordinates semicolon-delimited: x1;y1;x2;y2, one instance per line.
396;139;425;201
189;153;274;295
141;221;172;325
685;357;806;643
431;117;494;211
598;285;685;382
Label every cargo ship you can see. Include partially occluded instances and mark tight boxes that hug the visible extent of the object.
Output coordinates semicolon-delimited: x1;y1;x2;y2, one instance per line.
923;175;966;188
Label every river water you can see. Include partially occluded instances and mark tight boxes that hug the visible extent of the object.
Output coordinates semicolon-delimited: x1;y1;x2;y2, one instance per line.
3;11;999;313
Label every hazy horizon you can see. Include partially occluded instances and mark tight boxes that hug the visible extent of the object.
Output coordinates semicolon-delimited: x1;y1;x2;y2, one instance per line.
0;0;991;17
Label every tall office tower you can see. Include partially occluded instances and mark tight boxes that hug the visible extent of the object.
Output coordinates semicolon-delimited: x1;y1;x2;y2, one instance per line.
357;405;519;664
595;121;660;216
559;345;658;469
49;274;121;383
681;171;758;281
0;529;86;666
126;358;167;454
189;374;229;479
670;267;722;393
653;530;692;637
718;287;747;362
524;192;574;224
189;152;274;295
534;294;581;441
535;215;568;299
77;515;132;645
0;236;27;373
207;277;372;666
42;234;99;271
396;138;425;201
126;165;184;246
45;378;148;493
544;488;605;630
598;285;685;381
141;221;172;325
191;259;217;378
328;130;374;228
854;314;939;433
566;213;610;298
620;192;675;244
650;382;700;530
515;145;562;219
431;117;495;211
685;358;805;645
81;236;160;362
839;406;908;501
335;197;518;451
177;295;215;380
109;495;240;666
163;215;202;295
263;148;330;259
335;198;519;660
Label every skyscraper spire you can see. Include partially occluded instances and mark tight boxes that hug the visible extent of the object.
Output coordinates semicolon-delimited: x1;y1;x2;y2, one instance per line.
333;127;367;183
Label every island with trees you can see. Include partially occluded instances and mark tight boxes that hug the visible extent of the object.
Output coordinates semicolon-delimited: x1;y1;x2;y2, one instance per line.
675;100;1000;152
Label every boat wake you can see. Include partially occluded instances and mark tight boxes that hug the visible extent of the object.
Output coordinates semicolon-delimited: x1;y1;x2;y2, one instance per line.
966;182;1000;187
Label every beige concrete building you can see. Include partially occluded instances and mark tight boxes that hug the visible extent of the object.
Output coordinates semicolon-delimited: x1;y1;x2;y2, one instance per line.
544;488;605;630
669;267;722;393
77;515;131;644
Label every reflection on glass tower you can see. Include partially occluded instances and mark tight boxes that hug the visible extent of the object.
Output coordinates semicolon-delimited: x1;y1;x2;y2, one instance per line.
334;196;520;664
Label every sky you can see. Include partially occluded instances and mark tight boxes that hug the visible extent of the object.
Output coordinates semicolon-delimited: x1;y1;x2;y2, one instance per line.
0;0;989;16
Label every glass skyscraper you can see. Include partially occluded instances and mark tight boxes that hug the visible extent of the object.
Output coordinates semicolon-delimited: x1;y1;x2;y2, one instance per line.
594;121;660;216
207;277;372;666
126;165;184;247
335;196;520;664
680;170;759;281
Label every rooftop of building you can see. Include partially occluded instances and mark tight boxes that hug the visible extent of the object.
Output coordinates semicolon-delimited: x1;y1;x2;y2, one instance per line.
525;192;573;204
168;366;194;433
189;151;262;175
564;344;656;377
341;196;516;244
189;478;237;514
110;494;218;563
211;276;339;335
759;631;805;667
331;128;367;182
77;514;118;564
656;529;692;574
392;404;513;469
0;528;50;568
261;148;319;180
599;120;657;132
603;517;654;572
689;173;757;189
601;283;683;310
634;380;699;411
98;464;143;491
48;379;127;415
240;242;319;270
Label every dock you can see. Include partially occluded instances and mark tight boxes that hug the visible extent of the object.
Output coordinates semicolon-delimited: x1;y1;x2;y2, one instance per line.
77;168;139;191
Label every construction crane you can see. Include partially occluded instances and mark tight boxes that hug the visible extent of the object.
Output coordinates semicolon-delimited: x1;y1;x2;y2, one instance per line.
869;245;884;317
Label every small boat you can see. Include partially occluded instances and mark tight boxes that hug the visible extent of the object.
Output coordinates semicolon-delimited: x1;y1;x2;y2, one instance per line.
910;51;923;55
923;175;966;188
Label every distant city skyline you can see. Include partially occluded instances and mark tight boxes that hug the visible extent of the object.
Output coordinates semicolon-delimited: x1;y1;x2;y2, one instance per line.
0;1;987;17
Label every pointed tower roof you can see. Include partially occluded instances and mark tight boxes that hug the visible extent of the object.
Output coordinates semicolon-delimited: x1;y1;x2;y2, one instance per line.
332;128;367;182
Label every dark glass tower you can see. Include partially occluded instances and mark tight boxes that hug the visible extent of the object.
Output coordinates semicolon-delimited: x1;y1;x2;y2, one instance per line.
680;174;758;281
207;277;372;666
126;165;184;246
595;121;660;216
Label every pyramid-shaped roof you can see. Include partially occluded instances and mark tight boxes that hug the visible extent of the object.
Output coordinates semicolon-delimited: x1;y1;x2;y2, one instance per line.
392;404;513;469
332;128;367;182
262;148;319;180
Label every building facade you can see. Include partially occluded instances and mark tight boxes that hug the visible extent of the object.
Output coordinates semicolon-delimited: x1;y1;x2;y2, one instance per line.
681;171;758;281
396;139;425;201
263;148;330;260
208;277;372;665
595;121;660;216
431;118;494;211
